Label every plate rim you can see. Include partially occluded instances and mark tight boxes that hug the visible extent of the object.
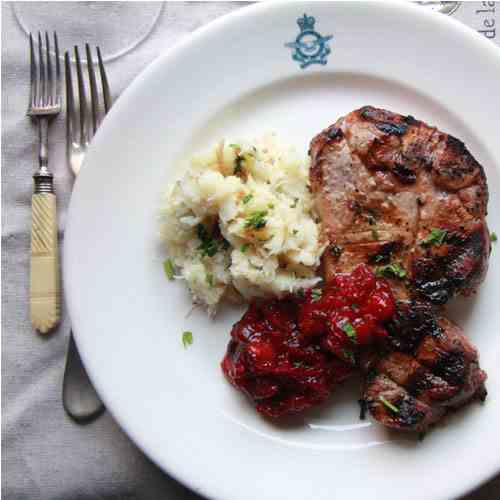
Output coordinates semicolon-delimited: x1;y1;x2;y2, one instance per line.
65;1;500;499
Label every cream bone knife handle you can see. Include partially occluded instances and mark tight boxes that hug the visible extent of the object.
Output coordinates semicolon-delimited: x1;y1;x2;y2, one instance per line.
30;172;61;334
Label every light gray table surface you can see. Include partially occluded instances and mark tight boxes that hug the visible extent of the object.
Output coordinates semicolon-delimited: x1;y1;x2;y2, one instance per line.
2;2;500;499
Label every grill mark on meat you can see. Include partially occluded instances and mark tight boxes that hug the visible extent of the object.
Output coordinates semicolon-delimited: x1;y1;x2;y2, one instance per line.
363;302;487;432
368;241;401;264
410;371;460;404
359;106;409;136
396;396;429;427
374;122;409;136
412;223;490;304
393;163;417;184
310;106;490;305
429;351;466;386
385;301;443;353
364;373;441;432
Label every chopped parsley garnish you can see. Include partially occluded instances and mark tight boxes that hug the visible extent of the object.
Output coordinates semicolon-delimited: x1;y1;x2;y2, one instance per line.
163;259;175;280
267;203;275;209
491;232;498;243
342;321;357;342
421;228;447;247
375;262;407;279
182;331;193;348
242;193;253;204
206;273;214;287
245;210;268;230
290;198;299;208
371;228;380;241
240;243;250;253
311;288;322;302
342;349;356;364
197;224;218;257
379;395;399;413
292;229;299;235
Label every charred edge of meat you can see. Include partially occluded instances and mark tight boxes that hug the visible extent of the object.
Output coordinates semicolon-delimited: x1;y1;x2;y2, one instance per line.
443;135;479;177
393;163;417;184
436;135;488;195
412;227;488;304
478;385;488;402
327;126;344;141
404;115;420;126
446;135;469;158
368;241;401;265
385;302;443;353
358;106;409;136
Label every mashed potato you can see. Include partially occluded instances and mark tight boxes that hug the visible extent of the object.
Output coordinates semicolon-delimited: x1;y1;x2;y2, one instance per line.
159;134;325;313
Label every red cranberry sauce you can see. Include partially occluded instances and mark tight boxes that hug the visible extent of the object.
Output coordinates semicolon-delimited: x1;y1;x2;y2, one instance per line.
221;264;396;418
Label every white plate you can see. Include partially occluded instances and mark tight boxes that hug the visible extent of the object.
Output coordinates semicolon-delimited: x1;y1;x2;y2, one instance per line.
65;2;500;499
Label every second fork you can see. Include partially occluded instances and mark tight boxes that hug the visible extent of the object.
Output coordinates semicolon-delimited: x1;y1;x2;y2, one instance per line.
65;45;111;176
62;45;112;422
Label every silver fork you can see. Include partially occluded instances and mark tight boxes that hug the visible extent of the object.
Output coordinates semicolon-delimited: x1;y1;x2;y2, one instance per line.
65;45;111;176
62;45;112;422
28;32;62;334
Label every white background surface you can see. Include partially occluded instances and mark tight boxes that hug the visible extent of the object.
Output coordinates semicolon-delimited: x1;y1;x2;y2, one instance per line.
2;2;500;499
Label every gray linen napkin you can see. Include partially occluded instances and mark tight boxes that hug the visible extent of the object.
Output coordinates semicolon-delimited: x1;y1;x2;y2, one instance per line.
2;2;499;499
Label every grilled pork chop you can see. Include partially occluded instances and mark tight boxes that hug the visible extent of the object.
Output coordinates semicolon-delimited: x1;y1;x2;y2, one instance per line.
309;107;489;431
362;302;487;432
310;106;490;305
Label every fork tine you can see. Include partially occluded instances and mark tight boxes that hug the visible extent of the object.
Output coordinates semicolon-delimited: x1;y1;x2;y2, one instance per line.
29;33;37;109
74;46;88;144
45;32;53;106
86;44;99;135
65;51;77;145
38;32;45;106
96;47;112;113
54;32;62;106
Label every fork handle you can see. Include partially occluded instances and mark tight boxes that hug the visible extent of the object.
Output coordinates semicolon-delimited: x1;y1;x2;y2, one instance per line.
30;173;61;334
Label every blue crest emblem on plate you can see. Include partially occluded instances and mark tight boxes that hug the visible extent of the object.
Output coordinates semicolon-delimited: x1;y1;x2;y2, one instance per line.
285;14;333;69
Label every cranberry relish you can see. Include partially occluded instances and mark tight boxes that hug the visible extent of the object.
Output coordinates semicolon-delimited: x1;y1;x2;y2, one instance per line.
221;264;396;418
